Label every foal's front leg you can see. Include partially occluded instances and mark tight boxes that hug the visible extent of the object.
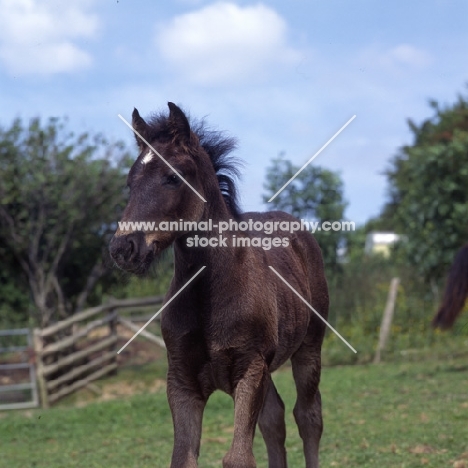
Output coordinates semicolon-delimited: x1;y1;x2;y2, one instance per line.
167;368;208;468
223;357;269;468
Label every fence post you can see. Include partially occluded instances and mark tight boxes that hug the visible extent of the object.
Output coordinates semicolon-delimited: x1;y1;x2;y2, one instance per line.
32;328;49;408
27;330;40;408
374;277;400;364
108;308;118;375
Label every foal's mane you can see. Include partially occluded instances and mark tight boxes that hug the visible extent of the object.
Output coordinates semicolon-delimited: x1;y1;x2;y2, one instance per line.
146;110;242;218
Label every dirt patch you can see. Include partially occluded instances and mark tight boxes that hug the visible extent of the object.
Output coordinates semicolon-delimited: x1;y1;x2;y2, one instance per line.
100;378;166;400
409;444;436;454
116;332;165;366
454;461;468;468
75;379;166;408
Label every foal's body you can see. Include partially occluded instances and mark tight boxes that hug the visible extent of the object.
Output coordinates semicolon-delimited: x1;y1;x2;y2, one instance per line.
164;211;328;467
110;103;328;468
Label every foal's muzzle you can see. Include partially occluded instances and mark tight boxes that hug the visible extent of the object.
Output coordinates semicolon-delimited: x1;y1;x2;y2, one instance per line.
109;231;154;274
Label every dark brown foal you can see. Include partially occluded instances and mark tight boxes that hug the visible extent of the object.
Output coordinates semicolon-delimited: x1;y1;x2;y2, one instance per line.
110;103;328;467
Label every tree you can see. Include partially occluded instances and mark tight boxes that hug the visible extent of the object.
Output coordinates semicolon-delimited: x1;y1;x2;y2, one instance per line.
0;116;131;327
381;92;468;284
262;154;347;268
0;237;30;327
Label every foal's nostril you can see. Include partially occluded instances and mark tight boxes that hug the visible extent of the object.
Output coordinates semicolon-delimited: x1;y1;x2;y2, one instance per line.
127;237;136;257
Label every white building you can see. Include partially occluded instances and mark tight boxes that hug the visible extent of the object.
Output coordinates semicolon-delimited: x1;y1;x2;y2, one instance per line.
365;232;405;256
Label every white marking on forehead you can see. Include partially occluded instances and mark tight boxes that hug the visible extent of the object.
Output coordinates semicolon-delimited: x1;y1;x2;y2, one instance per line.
141;150;154;165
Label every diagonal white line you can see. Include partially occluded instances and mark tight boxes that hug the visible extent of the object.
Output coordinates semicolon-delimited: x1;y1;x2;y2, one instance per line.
268;266;357;353
117;266;206;354
118;114;207;203
268;115;356;203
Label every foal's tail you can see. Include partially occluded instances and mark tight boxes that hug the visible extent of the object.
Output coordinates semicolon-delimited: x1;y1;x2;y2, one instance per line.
433;244;468;328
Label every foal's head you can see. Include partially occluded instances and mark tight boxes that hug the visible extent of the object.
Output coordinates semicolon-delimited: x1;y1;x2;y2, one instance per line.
109;102;240;273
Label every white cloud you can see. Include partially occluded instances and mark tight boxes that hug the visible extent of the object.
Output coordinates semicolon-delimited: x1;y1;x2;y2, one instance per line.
155;2;301;86
0;0;99;75
384;44;432;68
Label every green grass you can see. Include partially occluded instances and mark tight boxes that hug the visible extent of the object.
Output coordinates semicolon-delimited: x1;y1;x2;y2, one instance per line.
1;353;468;467
322;320;468;366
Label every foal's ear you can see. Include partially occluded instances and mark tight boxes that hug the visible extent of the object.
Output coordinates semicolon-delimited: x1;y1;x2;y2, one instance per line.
132;108;149;150
168;102;191;143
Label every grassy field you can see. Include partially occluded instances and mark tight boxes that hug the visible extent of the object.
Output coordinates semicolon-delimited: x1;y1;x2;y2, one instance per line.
1;349;468;468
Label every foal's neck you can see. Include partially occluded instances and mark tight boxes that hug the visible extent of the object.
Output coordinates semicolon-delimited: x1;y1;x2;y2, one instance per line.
173;191;242;276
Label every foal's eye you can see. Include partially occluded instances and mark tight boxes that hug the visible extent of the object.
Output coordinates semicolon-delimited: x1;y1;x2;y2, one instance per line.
166;174;181;185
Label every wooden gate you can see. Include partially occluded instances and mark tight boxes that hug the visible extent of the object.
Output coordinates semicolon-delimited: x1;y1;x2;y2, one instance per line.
0;329;39;410
33;295;164;407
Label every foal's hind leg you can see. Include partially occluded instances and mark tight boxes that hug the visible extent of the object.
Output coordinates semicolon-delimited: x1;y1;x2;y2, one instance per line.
258;377;288;468
291;348;323;468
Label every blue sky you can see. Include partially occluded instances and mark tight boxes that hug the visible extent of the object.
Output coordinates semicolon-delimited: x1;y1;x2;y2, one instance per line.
0;0;467;224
